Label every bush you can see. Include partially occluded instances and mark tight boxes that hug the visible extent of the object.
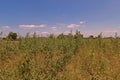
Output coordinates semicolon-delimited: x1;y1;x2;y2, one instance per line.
7;32;17;40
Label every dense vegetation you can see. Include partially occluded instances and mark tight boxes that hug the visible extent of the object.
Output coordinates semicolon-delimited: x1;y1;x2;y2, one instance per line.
0;31;120;80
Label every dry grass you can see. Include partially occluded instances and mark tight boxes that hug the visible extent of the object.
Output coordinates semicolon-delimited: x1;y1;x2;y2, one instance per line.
0;35;120;80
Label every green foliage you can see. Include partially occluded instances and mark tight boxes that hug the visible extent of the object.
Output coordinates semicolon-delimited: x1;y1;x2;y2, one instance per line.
0;31;120;80
7;32;17;40
74;30;83;39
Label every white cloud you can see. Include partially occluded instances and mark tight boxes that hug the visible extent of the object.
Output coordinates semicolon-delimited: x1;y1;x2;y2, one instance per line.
19;25;35;29
19;24;46;29
1;26;11;30
67;24;79;28
80;21;86;25
67;21;86;28
37;24;46;28
41;31;49;34
104;30;118;33
63;31;70;35
51;27;57;31
102;30;118;37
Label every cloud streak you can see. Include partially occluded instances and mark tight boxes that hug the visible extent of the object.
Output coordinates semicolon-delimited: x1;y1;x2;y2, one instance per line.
1;26;11;30
67;24;80;28
104;30;118;33
51;27;57;31
67;21;86;28
19;24;46;29
80;21;86;25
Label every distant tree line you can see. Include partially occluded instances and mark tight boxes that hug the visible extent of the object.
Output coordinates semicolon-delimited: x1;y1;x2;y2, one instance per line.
0;30;120;41
0;32;17;40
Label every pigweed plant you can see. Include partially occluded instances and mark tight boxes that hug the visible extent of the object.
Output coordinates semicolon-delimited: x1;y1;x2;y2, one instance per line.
0;31;120;80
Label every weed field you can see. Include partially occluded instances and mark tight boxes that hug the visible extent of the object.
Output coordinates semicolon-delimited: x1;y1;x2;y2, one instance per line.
0;33;120;80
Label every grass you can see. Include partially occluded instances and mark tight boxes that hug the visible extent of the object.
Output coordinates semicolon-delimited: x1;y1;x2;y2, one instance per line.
0;32;120;80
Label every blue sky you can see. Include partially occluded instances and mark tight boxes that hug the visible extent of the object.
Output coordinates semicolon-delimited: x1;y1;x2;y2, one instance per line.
0;0;120;37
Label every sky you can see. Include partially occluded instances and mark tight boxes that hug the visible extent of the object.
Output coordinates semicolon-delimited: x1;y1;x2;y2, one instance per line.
0;0;120;37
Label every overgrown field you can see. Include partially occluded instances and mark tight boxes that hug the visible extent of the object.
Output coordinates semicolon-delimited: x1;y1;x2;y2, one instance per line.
0;33;120;80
